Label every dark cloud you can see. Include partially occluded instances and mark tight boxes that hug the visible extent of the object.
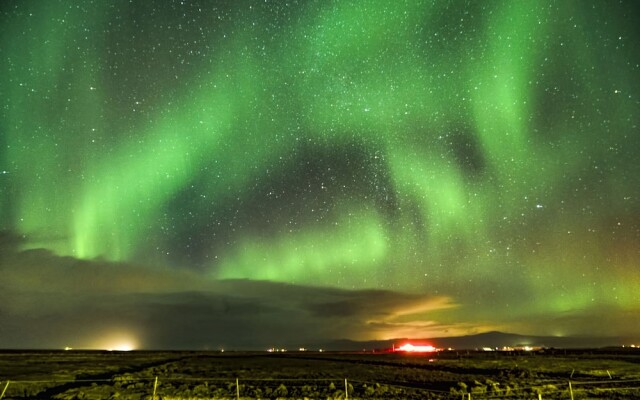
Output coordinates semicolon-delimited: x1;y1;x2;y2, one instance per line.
3;230;638;349
0;231;462;349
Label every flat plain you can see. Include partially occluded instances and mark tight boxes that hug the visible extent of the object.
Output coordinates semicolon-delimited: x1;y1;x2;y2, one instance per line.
1;349;639;399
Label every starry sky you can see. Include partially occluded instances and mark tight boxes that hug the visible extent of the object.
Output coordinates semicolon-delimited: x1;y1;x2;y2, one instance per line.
1;0;639;350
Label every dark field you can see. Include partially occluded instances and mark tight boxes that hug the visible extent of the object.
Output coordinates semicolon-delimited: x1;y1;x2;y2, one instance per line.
1;349;639;399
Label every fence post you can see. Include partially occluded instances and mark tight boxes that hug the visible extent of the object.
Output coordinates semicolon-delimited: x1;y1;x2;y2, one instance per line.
152;376;158;400
0;381;10;399
345;378;348;400
236;377;240;400
568;381;574;400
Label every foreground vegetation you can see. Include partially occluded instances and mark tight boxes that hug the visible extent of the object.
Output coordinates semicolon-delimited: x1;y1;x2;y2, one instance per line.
1;348;639;399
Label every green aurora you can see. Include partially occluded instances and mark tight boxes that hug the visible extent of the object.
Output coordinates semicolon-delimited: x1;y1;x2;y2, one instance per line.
1;0;639;345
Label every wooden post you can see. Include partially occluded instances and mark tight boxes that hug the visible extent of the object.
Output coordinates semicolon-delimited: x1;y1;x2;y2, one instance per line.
345;378;348;400
538;393;542;400
152;376;158;400
236;378;240;400
0;381;10;399
568;381;574;400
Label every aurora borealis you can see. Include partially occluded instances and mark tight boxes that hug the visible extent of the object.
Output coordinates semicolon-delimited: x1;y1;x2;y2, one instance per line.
1;1;639;349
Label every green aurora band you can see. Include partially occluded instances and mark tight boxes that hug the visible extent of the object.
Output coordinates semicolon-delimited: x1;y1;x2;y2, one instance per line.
1;1;639;334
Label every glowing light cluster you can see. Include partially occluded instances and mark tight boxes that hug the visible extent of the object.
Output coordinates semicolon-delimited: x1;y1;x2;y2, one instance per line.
91;331;139;352
107;343;135;352
396;343;438;353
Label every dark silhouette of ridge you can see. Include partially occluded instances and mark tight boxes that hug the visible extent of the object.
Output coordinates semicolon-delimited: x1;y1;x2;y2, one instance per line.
316;331;638;351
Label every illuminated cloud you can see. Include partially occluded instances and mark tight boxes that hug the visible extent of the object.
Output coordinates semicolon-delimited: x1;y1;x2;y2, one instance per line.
1;1;639;348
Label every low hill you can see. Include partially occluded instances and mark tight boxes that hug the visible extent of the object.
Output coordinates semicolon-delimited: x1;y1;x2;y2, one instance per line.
317;331;637;351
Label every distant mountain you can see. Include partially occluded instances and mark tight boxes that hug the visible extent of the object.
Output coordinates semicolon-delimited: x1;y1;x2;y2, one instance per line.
316;331;638;351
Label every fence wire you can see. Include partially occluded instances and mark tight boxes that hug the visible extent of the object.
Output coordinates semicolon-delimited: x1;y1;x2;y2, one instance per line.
2;376;640;399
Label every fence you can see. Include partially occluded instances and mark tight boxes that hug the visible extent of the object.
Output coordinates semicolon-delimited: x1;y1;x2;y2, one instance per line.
454;378;640;399
1;376;640;399
0;376;450;399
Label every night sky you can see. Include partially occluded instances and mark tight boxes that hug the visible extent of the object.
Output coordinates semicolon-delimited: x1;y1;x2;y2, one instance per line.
1;1;639;350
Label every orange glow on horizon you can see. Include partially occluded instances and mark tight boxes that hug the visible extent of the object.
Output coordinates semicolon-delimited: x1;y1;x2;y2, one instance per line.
108;342;135;351
89;330;139;351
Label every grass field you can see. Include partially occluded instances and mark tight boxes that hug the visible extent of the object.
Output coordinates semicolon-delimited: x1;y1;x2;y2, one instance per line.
1;349;639;399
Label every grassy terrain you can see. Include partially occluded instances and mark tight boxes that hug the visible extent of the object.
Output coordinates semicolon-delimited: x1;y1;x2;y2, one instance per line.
0;349;639;399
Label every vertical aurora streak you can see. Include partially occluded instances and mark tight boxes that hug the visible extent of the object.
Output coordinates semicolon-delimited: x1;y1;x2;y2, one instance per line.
1;0;639;340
